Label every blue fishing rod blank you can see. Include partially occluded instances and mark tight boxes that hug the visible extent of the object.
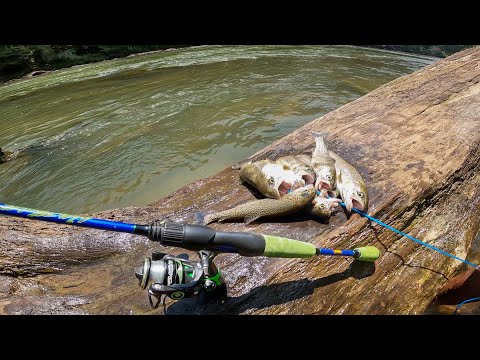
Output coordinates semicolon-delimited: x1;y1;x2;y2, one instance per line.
0;203;138;234
0;202;380;261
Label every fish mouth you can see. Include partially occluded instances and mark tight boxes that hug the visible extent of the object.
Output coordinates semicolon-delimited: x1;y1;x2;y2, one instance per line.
346;196;365;213
352;199;364;212
315;179;332;191
278;181;292;197
278;178;306;197
328;198;342;210
302;174;315;185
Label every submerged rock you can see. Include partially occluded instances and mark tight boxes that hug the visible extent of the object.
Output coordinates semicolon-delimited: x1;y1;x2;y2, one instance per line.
0;148;15;163
0;47;479;314
25;70;50;78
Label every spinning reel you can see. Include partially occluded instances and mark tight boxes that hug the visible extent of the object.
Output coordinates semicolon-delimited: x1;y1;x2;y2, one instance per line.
135;249;227;308
0;204;381;311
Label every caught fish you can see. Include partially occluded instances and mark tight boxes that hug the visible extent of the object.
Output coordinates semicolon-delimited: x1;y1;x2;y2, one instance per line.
329;151;369;213
231;159;254;170
239;159;304;199
203;185;316;225
305;195;342;218
275;154;316;186
311;131;337;195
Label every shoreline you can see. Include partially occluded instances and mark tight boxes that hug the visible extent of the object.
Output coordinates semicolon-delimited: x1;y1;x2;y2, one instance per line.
1;45;470;86
0;45;191;86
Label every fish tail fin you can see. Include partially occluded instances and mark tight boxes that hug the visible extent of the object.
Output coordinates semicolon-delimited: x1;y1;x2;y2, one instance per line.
194;212;206;225
311;131;329;142
311;131;329;154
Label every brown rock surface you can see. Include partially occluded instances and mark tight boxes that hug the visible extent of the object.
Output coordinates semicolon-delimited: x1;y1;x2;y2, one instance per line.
425;246;480;315
1;47;480;314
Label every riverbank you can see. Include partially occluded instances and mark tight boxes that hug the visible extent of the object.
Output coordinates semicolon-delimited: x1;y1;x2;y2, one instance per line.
0;46;479;314
0;45;190;84
0;45;473;85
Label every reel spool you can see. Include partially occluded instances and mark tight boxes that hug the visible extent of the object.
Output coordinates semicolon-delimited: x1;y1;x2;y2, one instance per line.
134;250;226;309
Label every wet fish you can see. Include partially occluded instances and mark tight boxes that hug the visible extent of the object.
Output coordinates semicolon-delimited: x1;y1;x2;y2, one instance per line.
305;194;342;218
329;151;368;213
231;159;254;170
239;159;304;199
311;132;337;195
275;154;316;186
203;185;316;225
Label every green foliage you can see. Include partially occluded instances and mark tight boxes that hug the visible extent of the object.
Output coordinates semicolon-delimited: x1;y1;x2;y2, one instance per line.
0;45;182;83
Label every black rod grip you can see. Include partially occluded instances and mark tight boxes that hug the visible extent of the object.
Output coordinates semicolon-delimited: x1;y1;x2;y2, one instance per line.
143;221;265;256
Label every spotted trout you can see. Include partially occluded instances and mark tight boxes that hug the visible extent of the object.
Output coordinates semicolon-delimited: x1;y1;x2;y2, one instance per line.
311;131;336;196
239;159;304;199
329;151;368;213
203;185;316;225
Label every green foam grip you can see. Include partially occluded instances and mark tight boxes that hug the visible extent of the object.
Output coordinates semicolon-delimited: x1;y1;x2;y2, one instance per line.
261;235;316;258
354;246;381;262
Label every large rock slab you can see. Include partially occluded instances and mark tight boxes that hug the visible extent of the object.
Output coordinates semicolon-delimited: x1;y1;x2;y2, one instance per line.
1;47;479;314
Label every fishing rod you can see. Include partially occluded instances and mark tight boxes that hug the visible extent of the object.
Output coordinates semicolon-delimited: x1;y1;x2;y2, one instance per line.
0;202;380;308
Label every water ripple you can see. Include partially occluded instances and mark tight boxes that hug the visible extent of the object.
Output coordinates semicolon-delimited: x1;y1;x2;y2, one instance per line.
0;46;435;213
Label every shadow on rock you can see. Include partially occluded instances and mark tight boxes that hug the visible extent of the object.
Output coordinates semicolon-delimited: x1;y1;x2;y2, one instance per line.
166;260;375;315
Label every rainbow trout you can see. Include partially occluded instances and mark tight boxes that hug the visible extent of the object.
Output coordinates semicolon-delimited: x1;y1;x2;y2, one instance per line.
311;131;336;196
203;185;316;225
329;151;368;213
239;159;304;199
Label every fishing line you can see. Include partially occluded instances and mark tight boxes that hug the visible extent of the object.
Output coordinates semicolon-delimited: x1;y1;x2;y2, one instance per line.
319;191;479;269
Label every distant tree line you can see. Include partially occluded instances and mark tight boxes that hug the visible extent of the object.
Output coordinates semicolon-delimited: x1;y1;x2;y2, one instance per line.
0;45;187;83
0;45;475;83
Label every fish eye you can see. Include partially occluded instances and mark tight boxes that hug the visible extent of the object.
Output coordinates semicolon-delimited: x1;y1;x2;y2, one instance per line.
319;204;326;209
357;191;364;198
326;175;332;181
268;177;275;186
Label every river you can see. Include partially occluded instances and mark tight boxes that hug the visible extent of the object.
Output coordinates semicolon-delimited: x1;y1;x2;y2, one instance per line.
0;45;436;214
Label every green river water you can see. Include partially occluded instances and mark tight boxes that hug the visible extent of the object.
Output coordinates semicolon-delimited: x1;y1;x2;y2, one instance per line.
0;46;436;214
